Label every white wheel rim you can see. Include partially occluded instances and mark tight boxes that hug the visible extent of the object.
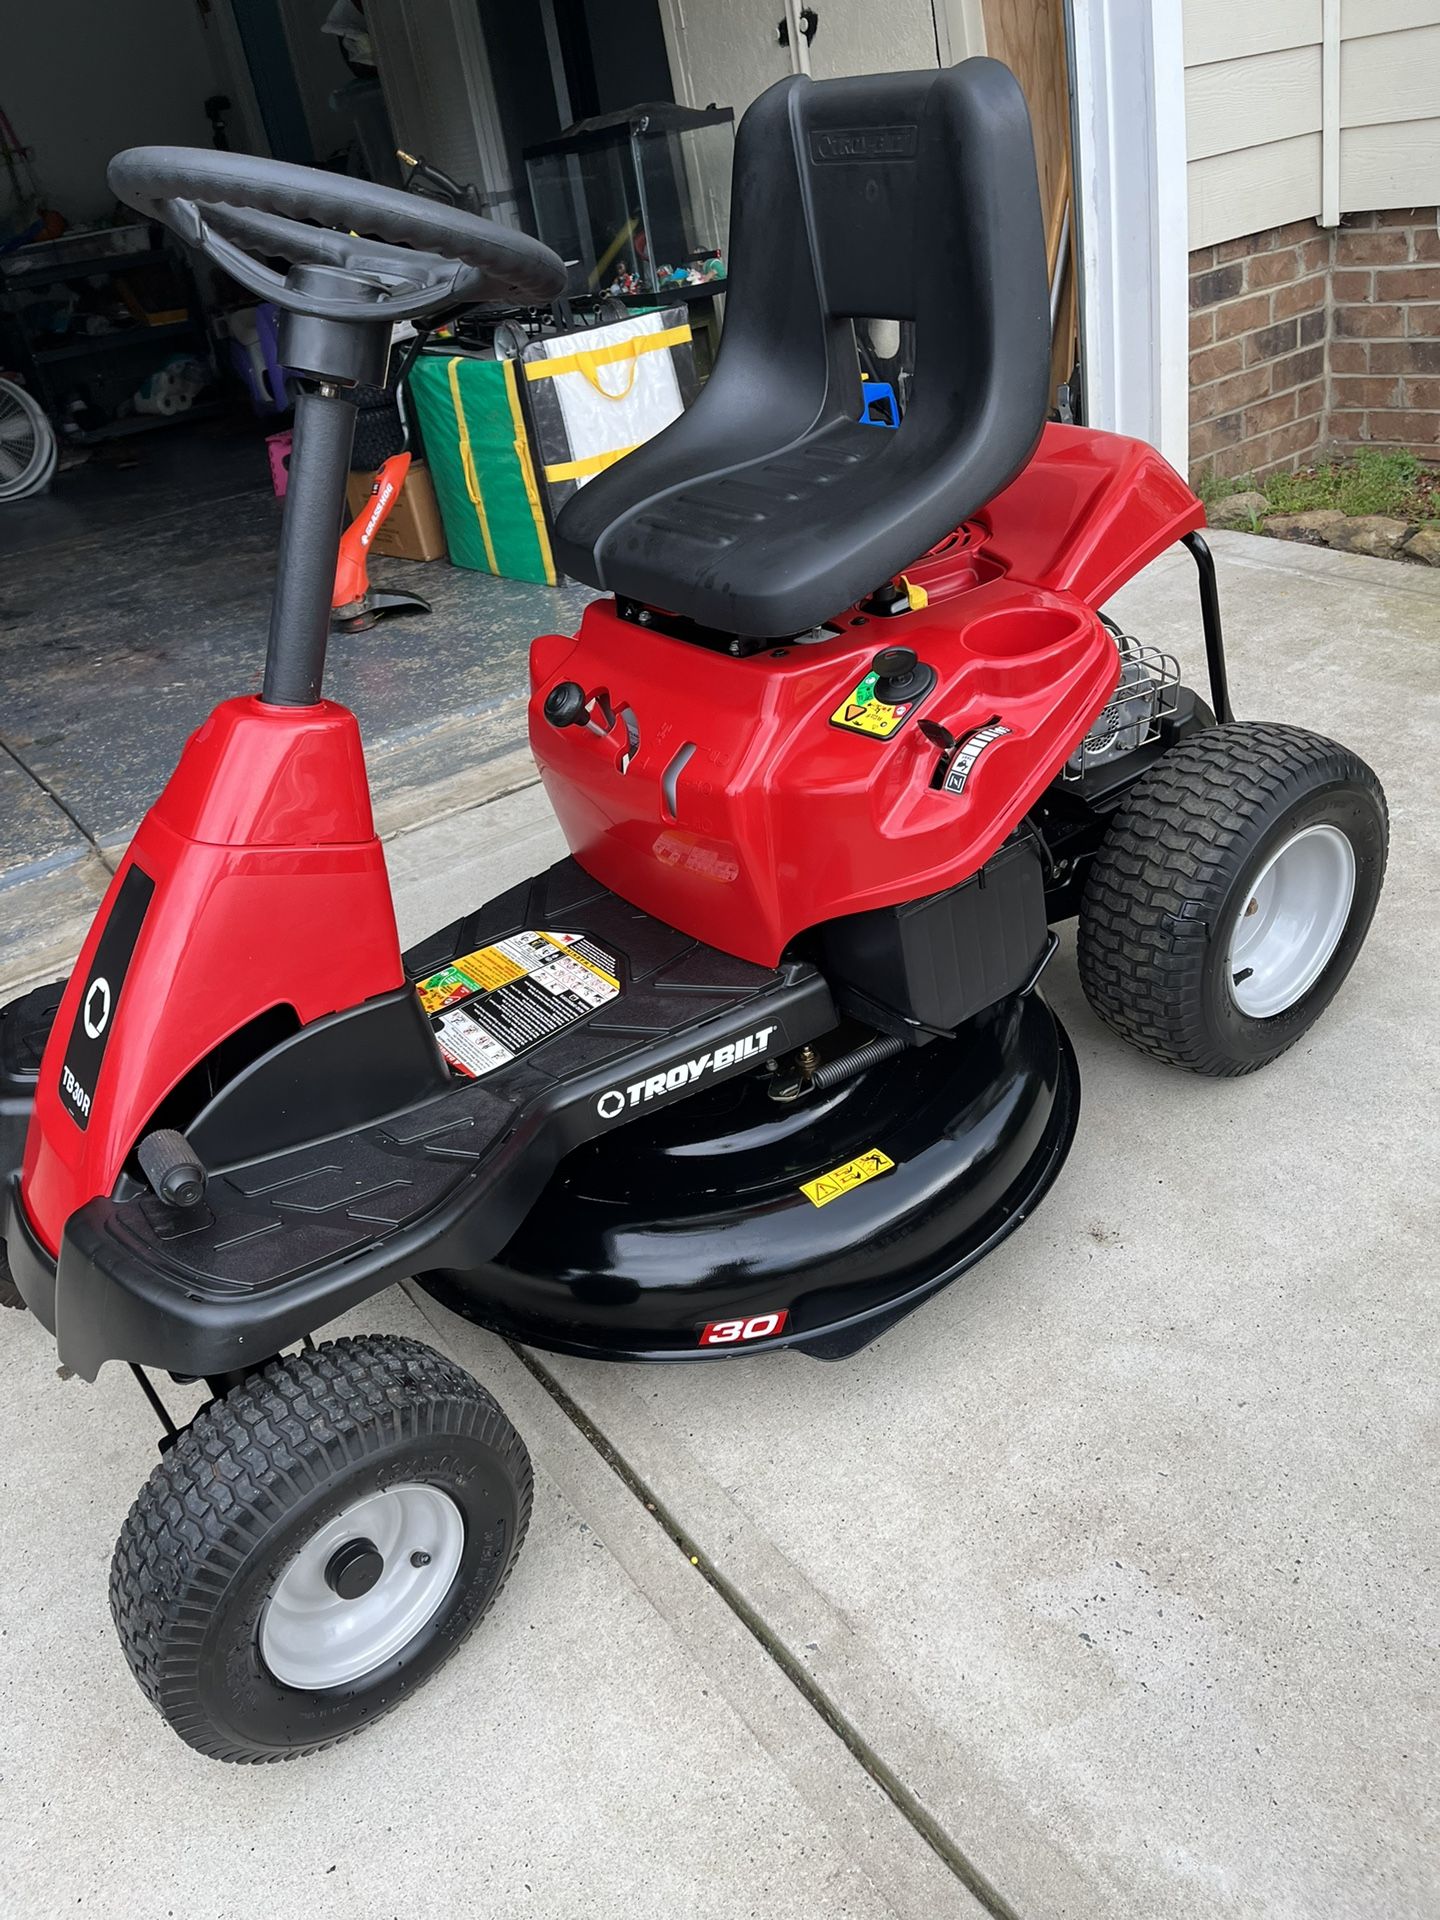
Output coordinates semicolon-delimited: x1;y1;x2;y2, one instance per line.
259;1482;465;1690
1227;823;1356;1018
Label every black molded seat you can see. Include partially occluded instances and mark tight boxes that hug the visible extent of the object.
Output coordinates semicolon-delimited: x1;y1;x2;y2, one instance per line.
552;60;1049;639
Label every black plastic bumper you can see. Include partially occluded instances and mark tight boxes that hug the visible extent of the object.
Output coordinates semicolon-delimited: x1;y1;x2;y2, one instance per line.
5;1177;57;1331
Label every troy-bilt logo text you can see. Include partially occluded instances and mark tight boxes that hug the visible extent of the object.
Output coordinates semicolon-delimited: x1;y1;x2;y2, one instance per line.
700;1311;789;1347
595;1024;778;1120
60;1064;91;1119
810;126;918;163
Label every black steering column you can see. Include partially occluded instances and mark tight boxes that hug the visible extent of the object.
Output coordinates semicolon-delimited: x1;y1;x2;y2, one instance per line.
107;146;566;706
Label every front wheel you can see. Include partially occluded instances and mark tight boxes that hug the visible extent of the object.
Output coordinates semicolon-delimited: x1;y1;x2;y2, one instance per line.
1077;722;1387;1076
110;1335;532;1762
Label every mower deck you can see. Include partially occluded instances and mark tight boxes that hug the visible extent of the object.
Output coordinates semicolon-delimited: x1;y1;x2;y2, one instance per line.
421;988;1080;1362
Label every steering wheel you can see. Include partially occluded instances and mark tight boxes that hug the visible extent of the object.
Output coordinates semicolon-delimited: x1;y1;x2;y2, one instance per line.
107;147;566;324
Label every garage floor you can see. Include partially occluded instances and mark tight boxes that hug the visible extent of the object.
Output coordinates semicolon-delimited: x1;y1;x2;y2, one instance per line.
1;532;1437;1919
0;417;593;986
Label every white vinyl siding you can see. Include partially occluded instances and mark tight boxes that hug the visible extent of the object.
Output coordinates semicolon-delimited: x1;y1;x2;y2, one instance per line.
1183;0;1321;68
1184;0;1440;247
1338;18;1440;216
1188;135;1324;251
1185;45;1322;163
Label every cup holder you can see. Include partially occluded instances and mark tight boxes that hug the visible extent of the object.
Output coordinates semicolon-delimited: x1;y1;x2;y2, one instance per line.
961;604;1086;662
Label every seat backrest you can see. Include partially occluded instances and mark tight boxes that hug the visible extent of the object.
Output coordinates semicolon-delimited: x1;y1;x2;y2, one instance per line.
553;60;1051;637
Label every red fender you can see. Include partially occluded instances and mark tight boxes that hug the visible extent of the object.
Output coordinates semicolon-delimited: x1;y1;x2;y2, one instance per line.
21;698;404;1255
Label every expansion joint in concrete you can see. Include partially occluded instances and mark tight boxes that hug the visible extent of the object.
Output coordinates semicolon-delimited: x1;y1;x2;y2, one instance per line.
0;733;116;875
507;1339;1025;1920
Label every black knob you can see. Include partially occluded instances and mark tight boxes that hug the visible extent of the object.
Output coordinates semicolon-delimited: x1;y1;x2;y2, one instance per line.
872;647;928;703
873;646;916;683
917;717;957;752
543;681;588;728
137;1128;207;1210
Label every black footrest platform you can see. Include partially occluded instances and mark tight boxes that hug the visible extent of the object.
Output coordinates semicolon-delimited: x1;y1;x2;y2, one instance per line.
52;860;834;1380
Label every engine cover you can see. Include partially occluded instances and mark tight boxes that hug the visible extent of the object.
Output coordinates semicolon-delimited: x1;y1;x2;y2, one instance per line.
529;584;1116;968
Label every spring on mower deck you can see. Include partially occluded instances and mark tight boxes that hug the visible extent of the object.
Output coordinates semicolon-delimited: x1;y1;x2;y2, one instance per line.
808;1033;906;1092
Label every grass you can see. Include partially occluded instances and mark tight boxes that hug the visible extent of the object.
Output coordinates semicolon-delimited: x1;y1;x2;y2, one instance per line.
1195;449;1440;522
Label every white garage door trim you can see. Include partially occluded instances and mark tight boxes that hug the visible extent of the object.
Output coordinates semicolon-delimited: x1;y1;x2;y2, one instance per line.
1069;0;1190;472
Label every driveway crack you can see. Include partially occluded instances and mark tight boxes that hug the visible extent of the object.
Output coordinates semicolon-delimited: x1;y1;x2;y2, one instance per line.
0;734;115;874
507;1338;1025;1920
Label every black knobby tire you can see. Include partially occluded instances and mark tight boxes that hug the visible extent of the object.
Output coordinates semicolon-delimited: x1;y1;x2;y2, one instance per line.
1077;722;1387;1076
110;1335;532;1762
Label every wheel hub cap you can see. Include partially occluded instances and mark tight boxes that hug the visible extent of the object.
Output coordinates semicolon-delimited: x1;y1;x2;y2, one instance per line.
324;1536;384;1601
1227;823;1356;1019
260;1482;464;1690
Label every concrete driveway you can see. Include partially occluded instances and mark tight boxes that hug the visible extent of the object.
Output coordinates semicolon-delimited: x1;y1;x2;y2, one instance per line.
1;531;1436;1918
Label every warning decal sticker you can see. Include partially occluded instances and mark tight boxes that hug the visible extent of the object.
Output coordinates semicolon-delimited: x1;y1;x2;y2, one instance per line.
829;670;913;740
415;931;620;1080
942;722;1011;796
800;1147;895;1207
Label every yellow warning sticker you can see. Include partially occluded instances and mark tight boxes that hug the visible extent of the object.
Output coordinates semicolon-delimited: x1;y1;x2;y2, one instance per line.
456;946;527;992
416;947;522;1010
415;930;622;1078
800;1147;895;1207
830;669;911;739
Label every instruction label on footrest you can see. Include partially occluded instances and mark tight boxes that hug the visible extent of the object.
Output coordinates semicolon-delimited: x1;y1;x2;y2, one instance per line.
415;931;620;1079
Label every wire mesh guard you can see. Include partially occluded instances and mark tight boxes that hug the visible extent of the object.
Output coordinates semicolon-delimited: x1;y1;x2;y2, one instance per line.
1064;629;1180;779
0;375;57;501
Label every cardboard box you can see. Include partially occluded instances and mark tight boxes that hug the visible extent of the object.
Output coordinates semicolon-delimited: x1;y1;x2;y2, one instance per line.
344;461;447;562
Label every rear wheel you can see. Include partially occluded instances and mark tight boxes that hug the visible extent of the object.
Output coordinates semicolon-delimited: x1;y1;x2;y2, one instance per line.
110;1334;531;1761
1077;722;1387;1075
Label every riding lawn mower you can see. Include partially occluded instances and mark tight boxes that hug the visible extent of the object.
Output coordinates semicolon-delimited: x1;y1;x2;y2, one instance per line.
0;60;1386;1760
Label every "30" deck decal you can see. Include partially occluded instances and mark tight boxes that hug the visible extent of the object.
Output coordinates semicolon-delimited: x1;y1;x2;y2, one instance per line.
698;1311;789;1347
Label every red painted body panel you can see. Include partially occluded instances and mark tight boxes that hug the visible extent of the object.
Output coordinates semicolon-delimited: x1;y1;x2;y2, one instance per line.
531;582;1115;965
529;426;1204;967
980;423;1205;603
22;699;403;1253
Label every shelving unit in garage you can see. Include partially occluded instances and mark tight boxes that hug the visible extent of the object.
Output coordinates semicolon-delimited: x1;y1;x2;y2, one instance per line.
0;226;219;444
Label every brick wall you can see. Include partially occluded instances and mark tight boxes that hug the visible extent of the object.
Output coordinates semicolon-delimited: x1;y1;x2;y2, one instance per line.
1187;208;1440;485
1328;211;1440;457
